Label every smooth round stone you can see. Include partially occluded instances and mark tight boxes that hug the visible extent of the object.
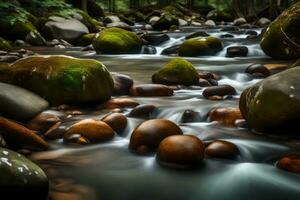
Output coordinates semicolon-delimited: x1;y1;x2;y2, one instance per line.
43;122;66;140
220;34;234;38
206;140;239;159
26;112;61;133
209;107;243;126
245;64;270;77
128;104;157;119
0;117;49;151
101;113;127;134
277;155;300;173
181;110;202;123
0;147;49;199
129;119;183;155
226;46;248;57
142;33;170;45
198;78;212;87
130;84;173;97
203;85;236;98
185;31;210;40
112;73;134;95
103;98;139;109
64;119;114;144
198;71;219;80
157;135;205;168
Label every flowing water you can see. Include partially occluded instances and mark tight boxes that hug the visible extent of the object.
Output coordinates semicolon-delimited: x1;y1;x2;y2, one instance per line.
30;26;300;200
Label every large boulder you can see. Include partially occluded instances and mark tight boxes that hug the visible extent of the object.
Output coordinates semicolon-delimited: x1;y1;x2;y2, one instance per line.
260;3;300;59
178;36;223;57
42;16;89;43
0;147;49;199
92;28;142;54
0;82;49;122
152;14;179;31
152;58;199;86
0;55;114;105
239;67;300;133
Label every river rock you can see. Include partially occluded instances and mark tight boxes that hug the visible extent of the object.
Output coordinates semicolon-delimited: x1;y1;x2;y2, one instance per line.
152;58;199;86
186;31;210;40
260;2;300;59
101;113;127;134
205;140;239;159
1;55;113;105
152;14;179;31
103;16;121;25
93;28;142;54
233;18;247;26
129;119;183;154
130;84;173;96
104;98;139;109
26;112;61;133
161;45;180;55
0;82;49;122
239;67;300;132
226;46;249;57
245;64;270;77
42;16;89;43
76;33;96;46
112;73;134;95
203;85;236;98
106;22;132;31
0;117;49;151
204;20;216;26
64;119;114;144
277;154;300;174
257;17;271;27
157;135;205;168
209;107;243;126
128;104;157;119
206;10;233;22
142;33;170;45
181;110;202;123
0;147;49;199
178;36;223;57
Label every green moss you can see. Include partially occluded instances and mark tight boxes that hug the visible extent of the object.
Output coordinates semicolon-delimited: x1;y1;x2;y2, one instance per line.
152;58;199;86
179;36;223;57
92;27;142;54
0;37;12;51
77;33;96;46
3;55;114;105
260;2;300;60
76;10;101;33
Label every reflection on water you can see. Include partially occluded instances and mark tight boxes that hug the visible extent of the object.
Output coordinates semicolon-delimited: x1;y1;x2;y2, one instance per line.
31;26;299;200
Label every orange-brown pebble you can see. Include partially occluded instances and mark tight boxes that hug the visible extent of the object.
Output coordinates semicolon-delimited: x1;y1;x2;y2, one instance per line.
64;119;114;144
128;104;157;119
157;135;205;168
277;155;300;174
129;119;183;155
205;140;239;159
27;112;61;133
208;107;243;126
130;84;173;97
0;117;49;150
103;98;139;109
102;113;127;133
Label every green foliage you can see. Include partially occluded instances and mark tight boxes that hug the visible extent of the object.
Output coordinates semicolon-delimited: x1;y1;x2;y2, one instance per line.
0;2;30;25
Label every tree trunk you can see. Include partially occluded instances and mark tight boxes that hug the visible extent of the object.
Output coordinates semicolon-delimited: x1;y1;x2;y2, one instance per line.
81;0;88;12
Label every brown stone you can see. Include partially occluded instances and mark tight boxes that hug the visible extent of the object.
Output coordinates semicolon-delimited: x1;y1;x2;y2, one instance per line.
157;135;205;168
181;110;202;123
203;85;236;98
64;119;114;144
277;155;300;174
0;117;49;151
101;113;127;133
208;107;243;126
103;98;139;109
130;84;173;97
43;122;66;140
129;119;183;155
205;140;239;159
27;112;61;133
128;104;157;119
112;73;134;95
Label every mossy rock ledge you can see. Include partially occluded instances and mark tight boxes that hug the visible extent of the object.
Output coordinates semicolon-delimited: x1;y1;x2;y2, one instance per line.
92;27;142;54
239;67;300;133
260;2;300;59
179;36;223;57
152;58;199;86
0;55;114;105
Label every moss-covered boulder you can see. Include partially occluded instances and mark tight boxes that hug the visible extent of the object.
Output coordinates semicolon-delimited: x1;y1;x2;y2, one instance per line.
207;9;234;22
0;37;12;51
152;58;199;86
1;55;114;105
0;147;49;199
152;14;179;31
179;36;223;57
239;67;300;133
92;28;142;54
260;2;300;59
76;33;96;46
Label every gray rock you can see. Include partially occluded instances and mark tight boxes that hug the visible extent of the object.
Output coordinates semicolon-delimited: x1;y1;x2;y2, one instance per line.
0;82;49;121
106;22;132;31
257;17;271;27
0;55;19;62
204;20;216;26
233;18;247;26
0;147;49;199
178;18;188;26
103;15;121;25
43;16;89;42
25;31;46;46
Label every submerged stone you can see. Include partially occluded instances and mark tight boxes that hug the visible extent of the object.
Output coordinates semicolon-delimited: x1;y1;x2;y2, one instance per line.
205;140;239;159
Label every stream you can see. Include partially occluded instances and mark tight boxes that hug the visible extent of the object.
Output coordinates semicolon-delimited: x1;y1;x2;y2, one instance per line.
30;26;300;200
